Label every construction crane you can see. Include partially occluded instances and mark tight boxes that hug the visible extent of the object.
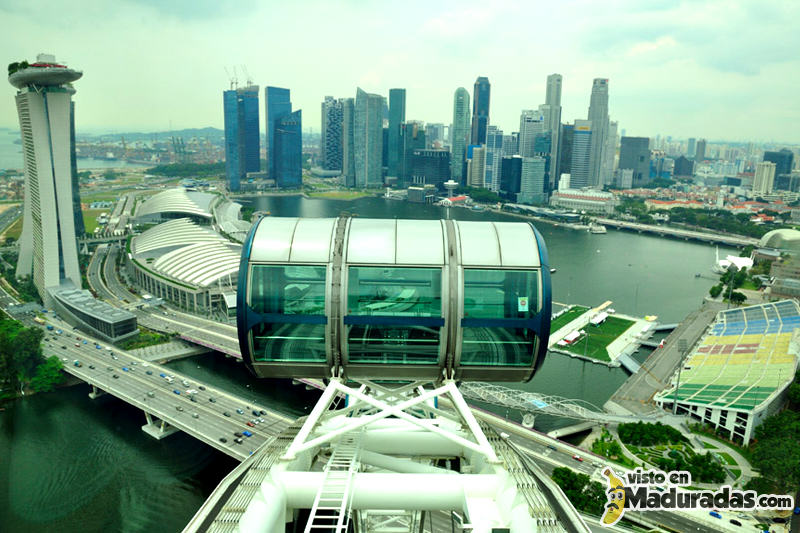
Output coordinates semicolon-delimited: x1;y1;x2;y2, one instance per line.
224;66;237;90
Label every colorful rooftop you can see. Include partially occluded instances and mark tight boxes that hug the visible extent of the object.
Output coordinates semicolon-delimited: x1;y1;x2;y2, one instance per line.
656;300;799;411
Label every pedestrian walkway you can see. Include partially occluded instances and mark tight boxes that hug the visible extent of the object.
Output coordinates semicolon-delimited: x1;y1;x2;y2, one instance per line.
128;339;211;363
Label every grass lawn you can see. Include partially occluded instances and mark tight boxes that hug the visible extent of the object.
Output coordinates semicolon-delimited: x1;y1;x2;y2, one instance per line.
83;208;109;234
701;441;717;449
307;190;373;200
729;468;741;478
550;305;590;333
718;452;738;466
560;316;635;362
3;216;23;240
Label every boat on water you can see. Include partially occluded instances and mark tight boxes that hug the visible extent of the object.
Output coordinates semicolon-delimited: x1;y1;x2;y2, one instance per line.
588;223;607;234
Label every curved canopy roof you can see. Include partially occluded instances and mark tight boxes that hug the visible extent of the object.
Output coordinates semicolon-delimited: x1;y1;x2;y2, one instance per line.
758;229;800;252
136;188;216;220
132;218;227;256
153;241;241;288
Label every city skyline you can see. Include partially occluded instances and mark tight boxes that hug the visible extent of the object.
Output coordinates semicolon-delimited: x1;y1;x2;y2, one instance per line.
1;1;799;143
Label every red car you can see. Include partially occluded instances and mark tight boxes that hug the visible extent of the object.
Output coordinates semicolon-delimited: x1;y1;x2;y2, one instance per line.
572;454;583;462
246;422;255;427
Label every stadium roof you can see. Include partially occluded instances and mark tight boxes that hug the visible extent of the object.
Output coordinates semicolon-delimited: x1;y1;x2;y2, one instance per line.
758;229;800;252
656;300;799;411
135;188;216;220
132;218;228;257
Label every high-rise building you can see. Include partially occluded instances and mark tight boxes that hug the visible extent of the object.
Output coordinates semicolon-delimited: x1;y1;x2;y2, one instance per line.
695;139;707;162
484;126;504;192
466;145;486;188
450;88;471;182
602;120;618;185
764;149;794;179
500;155;522;200
587;78;609;188
9;54;83;305
425;123;445;148
502;133;518;157
470;77;490;145
518;110;544;158
387;88;406;177
559;124;574;178
273;110;302;188
618;136;650;187
753;161;776;196
518;157;547;204
68;101;84;237
544;73;563;186
399;121;426;185
673;156;695;177
354;88;384;188
223;84;260;192
687;137;696;158
265;86;292;177
341;98;355;187
321;96;343;171
407;149;451;189
570;120;593;189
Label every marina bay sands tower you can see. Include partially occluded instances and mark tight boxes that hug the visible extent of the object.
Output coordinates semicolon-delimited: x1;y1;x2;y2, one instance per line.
8;54;83;306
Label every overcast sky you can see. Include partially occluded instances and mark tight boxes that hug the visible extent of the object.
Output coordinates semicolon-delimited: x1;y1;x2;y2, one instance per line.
2;0;798;143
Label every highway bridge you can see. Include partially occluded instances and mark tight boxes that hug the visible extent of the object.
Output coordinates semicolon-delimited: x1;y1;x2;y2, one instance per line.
594;217;759;247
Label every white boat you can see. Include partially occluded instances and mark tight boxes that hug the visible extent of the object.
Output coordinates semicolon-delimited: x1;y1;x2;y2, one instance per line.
588;223;607;234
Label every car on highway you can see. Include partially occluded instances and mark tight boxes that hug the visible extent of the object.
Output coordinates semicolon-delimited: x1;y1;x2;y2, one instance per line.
246;422;255;427
252;410;260;416
147;391;155;398
192;413;199;419
199;385;205;391
159;373;166;378
219;437;227;443
146;370;153;375
88;365;95;369
259;410;266;416
709;511;722;519
223;411;231;417
234;437;243;444
242;430;253;437
572;455;583;462
236;408;244;415
61;345;67;349
209;397;216;403
729;519;742;526
112;374;119;379
234;432;243;438
173;389;181;395
546;444;557;451
122;367;130;372
176;406;183;412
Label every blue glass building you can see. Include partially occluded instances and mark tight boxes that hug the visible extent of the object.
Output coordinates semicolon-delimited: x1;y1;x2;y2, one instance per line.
273;109;302;188
223;85;260;192
265;86;292;178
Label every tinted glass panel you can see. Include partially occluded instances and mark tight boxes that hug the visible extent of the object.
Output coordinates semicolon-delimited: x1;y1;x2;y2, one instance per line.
346;267;442;364
460;326;536;366
463;269;539;319
249;265;326;362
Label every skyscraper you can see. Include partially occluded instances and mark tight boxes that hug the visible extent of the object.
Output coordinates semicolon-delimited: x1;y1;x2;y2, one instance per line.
399;121;426;185
424;123;445;148
753;161;776;196
341;98;355;187
321;96;343;171
484;126;504;192
518;110;544;158
695;139;707;162
450;87;471;182
687;137;696;158
9;54;83;305
602;120;618;185
587;78;609;188
558;124;574;178
466;145;486;188
273;110;302;188
387;88;406;177
265;86;291;177
223;84;260;192
518;157;547;204
69;101;84;237
764;149;794;179
470;77;490;145
354;88;384;188
570;120;593;189
544;73;563;187
618;136;651;187
500;155;522;200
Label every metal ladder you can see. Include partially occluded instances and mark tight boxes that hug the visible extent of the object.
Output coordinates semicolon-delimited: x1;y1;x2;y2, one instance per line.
305;432;361;532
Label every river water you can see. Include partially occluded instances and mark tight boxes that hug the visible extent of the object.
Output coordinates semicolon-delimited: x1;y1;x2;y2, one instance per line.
0;194;728;531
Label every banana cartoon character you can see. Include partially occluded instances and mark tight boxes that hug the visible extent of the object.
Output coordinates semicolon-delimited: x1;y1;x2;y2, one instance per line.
601;467;626;526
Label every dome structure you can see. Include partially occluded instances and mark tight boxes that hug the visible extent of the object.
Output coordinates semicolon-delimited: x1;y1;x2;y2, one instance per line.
758;229;800;252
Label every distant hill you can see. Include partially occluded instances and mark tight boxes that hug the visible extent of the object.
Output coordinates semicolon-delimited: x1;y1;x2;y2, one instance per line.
76;127;224;143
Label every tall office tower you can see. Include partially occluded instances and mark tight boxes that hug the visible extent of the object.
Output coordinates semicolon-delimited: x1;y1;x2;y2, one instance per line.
223;84;260;192
9;54;83;305
502;133;518;156
544;73;563;185
618;136;651;187
559;124;574;177
764;149;794;179
466;145;486;188
484;126;504;192
694;139;707;162
518;157;547;204
321;96;343;171
387;88;406;177
673;156;695;177
341;98;356;187
399;121;427;184
687;137;696;158
450;87;471;181
354;88;384;188
265;86;292;177
500;155;522;200
273;110;302;188
586;78;609;188
68;101;84;237
470;76;491;145
602;120;618;185
753;161;776;196
569;120;593;189
407;149;451;189
518;110;544;158
425;123;445;148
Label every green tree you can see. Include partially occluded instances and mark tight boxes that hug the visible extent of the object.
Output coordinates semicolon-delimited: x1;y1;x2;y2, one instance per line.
729;291;747;305
709;284;723;298
551;467;606;515
29;356;64;393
